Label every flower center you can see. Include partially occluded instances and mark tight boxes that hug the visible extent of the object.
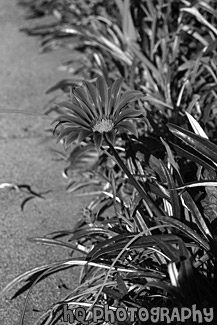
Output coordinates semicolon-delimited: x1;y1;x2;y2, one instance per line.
92;118;114;133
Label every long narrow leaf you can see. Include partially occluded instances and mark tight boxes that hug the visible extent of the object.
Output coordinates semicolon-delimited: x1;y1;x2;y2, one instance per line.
170;141;216;172
88;234;181;261
181;192;212;238
168;123;217;165
160;161;181;220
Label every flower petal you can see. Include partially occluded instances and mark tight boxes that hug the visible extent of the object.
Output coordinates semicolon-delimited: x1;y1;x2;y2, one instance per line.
73;87;96;119
64;132;80;147
108;78;124;116
52;113;91;130
60;101;92;124
56;126;77;143
96;76;108;116
83;81;101;117
116;121;138;137
93;132;103;150
77;129;93;144
62;114;91;130
113;90;143;118
115;108;142;124
51;114;74;125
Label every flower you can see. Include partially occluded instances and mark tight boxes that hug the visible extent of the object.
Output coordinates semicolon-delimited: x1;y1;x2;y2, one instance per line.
53;76;143;149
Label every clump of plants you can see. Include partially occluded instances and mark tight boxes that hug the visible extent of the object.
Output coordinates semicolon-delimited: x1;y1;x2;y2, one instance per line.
2;0;217;324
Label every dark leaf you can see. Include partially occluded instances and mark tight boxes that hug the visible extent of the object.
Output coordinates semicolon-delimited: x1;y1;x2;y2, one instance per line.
201;186;217;223
117;273;128;296
88;234;181;261
168;123;217;165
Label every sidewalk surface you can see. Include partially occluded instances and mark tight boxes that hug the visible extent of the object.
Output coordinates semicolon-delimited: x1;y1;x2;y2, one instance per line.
0;1;90;324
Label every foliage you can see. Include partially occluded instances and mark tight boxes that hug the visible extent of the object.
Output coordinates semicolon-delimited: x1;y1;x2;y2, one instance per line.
2;0;217;324
19;0;217;137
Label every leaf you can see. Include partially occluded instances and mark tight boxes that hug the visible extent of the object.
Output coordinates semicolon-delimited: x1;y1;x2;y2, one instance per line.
150;236;180;262
168;123;217;165
132;46;162;87
88;234;181;261
46;226;114;241
181;191;212;238
147;183;170;201
125;272;164;281
169;141;216;172
177;256;197;305
143;281;185;304
0;258;133;299
174;181;217;190
115;0;137;45
93;52;110;86
143;96;173;110
178;256;217;306
181;7;217;36
27;237;86;253
93;33;132;65
161;138;180;173
158;215;210;251
65;144;99;174
46;79;79;94
102;286;123;300
116;273;128;296
201;186;217;223
93;132;103;150
66;180;100;193
185;112;208;139
160;161;181;220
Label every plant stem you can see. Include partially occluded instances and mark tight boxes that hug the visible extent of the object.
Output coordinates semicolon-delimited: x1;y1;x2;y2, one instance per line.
103;134;164;218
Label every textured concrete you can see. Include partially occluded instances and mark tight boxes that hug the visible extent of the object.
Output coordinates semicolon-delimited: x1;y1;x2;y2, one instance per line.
0;1;90;324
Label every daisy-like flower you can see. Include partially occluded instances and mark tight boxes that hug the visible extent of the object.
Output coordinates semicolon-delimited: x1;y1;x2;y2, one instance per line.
53;76;143;149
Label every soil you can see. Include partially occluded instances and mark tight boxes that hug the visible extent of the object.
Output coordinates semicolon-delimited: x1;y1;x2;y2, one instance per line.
0;1;91;324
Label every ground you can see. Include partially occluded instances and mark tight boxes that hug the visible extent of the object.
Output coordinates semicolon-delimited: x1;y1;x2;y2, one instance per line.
0;1;90;324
